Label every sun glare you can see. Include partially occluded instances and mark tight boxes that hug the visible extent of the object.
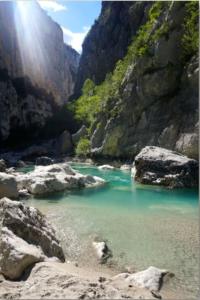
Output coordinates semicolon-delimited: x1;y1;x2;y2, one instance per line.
14;1;48;85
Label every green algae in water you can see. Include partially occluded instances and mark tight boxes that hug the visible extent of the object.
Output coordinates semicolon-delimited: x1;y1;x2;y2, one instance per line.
26;164;199;298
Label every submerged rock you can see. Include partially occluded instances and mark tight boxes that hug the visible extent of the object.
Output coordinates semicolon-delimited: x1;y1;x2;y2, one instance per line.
16;162;106;196
0;172;19;199
134;146;198;188
0;197;65;280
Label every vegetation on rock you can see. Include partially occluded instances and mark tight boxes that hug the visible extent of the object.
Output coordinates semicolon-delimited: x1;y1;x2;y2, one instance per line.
182;1;199;60
70;2;171;132
68;0;199;159
75;137;91;157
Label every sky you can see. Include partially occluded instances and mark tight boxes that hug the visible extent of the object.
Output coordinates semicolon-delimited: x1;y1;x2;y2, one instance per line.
37;1;101;53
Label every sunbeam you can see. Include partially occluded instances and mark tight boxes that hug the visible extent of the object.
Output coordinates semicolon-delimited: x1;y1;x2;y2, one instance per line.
14;1;55;96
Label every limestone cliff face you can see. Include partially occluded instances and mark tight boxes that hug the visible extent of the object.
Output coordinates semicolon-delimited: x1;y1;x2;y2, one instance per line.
74;1;150;97
75;1;199;160
0;1;79;146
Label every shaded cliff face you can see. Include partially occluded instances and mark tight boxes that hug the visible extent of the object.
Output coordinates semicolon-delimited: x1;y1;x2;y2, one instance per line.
74;1;199;160
0;1;79;146
74;1;150;97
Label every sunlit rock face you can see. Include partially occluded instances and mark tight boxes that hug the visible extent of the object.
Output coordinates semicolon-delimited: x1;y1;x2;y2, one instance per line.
0;1;79;145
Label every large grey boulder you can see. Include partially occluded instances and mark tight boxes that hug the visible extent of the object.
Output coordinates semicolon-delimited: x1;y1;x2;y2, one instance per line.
134;146;198;188
0;227;43;280
0;197;65;280
0;173;19;199
17;163;106;196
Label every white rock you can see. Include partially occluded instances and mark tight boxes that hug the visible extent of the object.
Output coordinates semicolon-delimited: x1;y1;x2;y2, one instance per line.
18;189;31;199
98;165;114;170
120;164;131;171
92;241;112;263
16;163;106;196
112;266;173;292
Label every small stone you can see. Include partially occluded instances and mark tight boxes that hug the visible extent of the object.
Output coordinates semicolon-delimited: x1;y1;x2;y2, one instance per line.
98;276;106;283
92;241;112;264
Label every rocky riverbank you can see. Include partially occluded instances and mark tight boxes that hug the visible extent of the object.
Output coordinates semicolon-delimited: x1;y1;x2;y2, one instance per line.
0;261;180;300
0;198;177;299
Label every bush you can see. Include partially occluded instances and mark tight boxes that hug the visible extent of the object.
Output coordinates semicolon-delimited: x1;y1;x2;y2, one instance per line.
182;1;199;60
75;138;91;157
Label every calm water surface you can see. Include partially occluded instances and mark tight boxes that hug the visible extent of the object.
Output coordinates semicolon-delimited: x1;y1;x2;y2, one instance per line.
25;163;199;298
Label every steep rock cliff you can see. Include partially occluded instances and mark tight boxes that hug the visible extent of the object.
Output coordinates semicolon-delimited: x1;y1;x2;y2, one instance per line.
0;1;79;146
74;1;199;160
74;1;150;97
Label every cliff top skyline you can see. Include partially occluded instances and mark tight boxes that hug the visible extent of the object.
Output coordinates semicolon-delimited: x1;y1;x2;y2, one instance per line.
38;0;101;52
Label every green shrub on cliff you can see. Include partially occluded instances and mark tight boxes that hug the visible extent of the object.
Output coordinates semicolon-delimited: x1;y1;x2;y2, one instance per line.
75;137;91;157
72;2;167;130
182;1;199;59
72;1;198;134
73;79;100;125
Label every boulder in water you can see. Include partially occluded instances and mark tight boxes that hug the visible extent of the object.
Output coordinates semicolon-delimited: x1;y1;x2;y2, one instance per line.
134;146;198;188
17;163;106;196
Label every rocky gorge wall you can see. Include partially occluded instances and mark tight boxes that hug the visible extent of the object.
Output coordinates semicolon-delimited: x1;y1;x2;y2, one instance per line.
0;1;79;147
73;1;199;160
74;1;150;97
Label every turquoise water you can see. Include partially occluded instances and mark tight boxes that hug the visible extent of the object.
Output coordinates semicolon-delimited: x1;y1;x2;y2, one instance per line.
25;164;199;298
